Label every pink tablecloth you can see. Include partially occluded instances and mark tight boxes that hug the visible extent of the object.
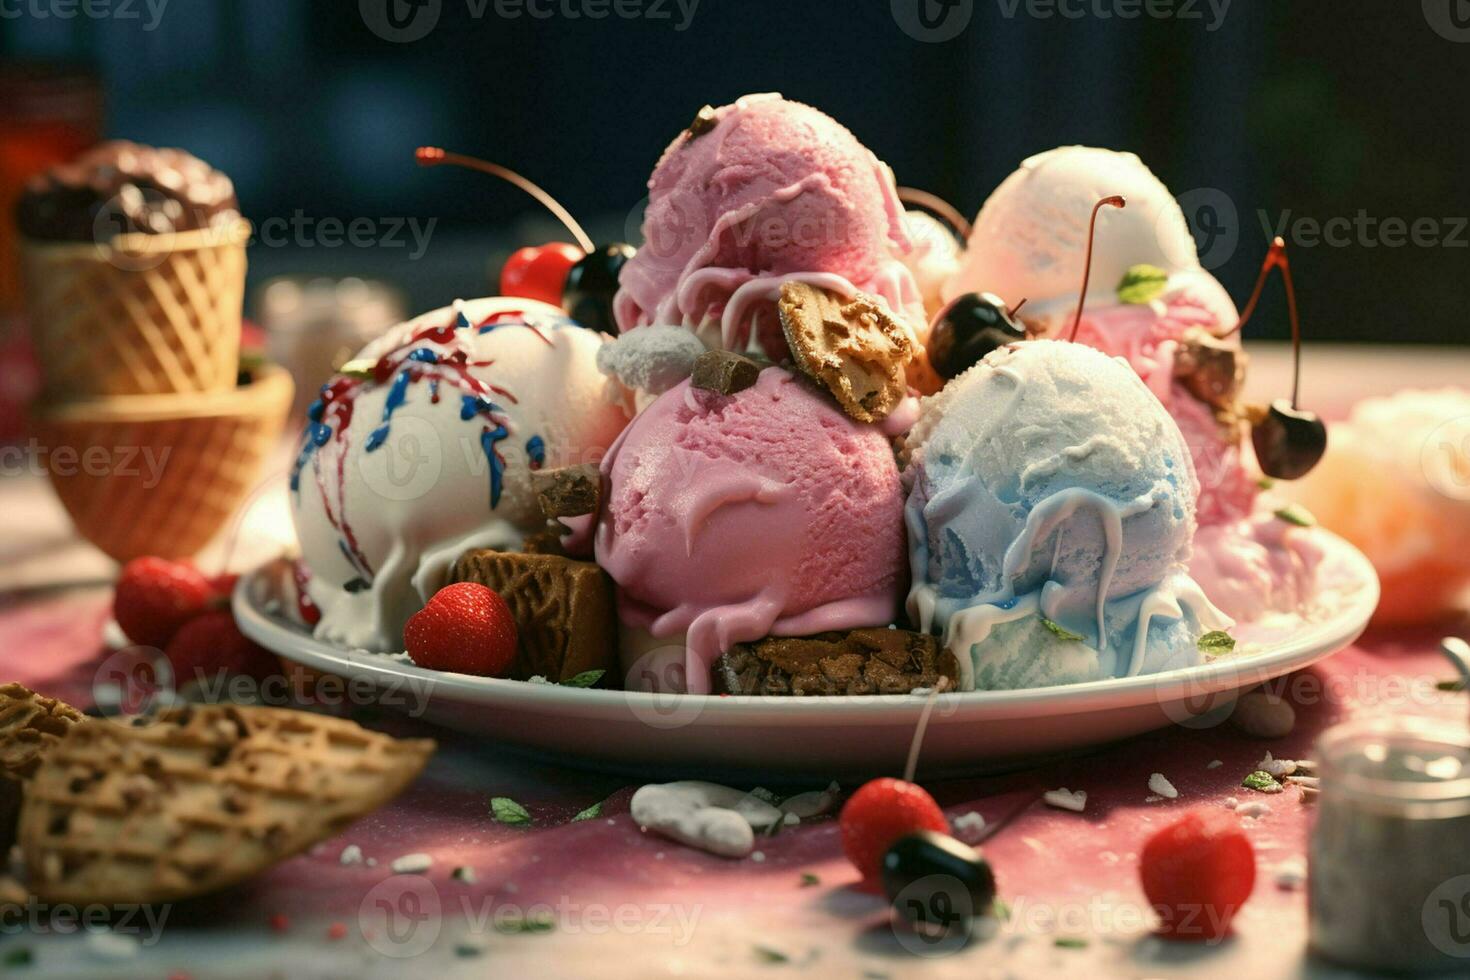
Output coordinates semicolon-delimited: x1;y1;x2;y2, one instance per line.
6;583;1468;979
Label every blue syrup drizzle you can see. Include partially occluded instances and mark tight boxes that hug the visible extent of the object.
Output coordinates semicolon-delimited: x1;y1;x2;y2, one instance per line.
365;369;412;452
526;434;546;470
460;394;511;508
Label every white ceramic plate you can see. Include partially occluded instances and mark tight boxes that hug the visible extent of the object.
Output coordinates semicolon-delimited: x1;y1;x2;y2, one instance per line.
235;531;1378;779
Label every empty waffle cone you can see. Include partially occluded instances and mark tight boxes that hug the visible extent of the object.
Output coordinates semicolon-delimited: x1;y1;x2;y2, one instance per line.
20;220;250;399
32;365;293;563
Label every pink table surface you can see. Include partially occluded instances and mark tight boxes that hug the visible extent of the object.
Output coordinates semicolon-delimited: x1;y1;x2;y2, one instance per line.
5;584;1469;979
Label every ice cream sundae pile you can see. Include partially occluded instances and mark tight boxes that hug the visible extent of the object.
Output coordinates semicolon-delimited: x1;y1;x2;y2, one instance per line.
287;96;1339;694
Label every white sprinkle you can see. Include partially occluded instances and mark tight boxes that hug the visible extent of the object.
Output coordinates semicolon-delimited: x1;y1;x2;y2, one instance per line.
366;857;378;867
1145;795;1163;803
1148;773;1179;799
1286;775;1320;789
654;852;665;860
750;851;766;863
1236;801;1272;820
1222;796;1239;808
953;811;987;838
1206;760;1223;770
339;844;363;866
1275;857;1307;890
1257;752;1297;778
782;812;800;827
1043;788;1087;813
391;852;433;874
86;930;138;961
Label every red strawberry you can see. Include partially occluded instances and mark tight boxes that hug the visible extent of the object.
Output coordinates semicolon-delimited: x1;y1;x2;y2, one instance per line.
207;572;240;601
839;778;949;884
164;610;280;688
1140;808;1256;941
404;583;518;677
114;557;214;648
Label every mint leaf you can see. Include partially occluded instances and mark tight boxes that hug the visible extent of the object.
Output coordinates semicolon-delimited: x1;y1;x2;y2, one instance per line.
495;911;555;934
491;796;532;826
1256;476;1277;490
1197;630;1236;655
1438;679;1467;693
1054;937;1089;949
2;947;33;967
1041;619;1086;643
1275;504;1317;528
1241;770;1280;792
754;945;789;964
992;899;1012;921
799;873;820;887
561;669;605;688
1117;264;1169;305
571;800;604;822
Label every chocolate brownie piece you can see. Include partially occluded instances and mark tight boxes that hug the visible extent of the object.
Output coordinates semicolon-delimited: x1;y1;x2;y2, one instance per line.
451;550;617;684
713;628;958;696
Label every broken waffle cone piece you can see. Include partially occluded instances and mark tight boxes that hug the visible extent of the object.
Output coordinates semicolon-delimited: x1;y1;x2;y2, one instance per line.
452;549;617;683
1175;327;1247;409
777;281;914;423
0;682;84;780
691;349;761;395
19;704;434;906
713;628;958;696
532;463;602;520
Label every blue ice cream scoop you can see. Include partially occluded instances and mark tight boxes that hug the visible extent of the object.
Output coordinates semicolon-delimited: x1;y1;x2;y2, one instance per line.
903;340;1230;690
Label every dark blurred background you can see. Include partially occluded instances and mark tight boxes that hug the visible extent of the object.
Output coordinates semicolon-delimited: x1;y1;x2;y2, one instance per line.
3;0;1468;344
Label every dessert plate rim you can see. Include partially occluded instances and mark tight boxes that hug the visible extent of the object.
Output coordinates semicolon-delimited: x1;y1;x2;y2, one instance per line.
235;530;1379;727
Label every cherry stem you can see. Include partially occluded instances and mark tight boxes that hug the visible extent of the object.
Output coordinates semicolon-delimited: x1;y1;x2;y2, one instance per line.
415;146;594;252
897;186;972;240
903;676;950;784
1067;196;1126;343
1009;297;1028;318
1227;237;1302;407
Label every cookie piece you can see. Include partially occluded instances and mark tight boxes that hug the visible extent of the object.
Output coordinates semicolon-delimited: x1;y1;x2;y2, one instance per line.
20;705;433;905
0;683;84;780
713;628;958;696
532;464;601;520
691;349;761;395
451;550;617;684
777;281;914;422
1174;327;1247;409
0;776;20;863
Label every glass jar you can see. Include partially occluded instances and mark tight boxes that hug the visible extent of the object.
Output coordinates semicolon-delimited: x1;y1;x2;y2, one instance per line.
1309;717;1470;973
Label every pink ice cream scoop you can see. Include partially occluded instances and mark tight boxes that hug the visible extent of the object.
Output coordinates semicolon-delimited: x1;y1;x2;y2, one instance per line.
1061;287;1257;526
594;367;907;694
613;93;926;361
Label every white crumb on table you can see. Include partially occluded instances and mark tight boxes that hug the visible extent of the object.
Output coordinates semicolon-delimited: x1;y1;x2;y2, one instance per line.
339;844;363;865
953;811;987;838
1235;801;1272;820
391;852;433;874
1043;788;1087;813
1148;773;1179;799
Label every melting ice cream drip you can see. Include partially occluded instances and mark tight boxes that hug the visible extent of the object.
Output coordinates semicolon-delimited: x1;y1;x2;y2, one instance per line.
288;305;558;583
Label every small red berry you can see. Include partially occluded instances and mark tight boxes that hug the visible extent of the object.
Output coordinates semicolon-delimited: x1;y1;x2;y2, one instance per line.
268;913;290;933
165;610;280;688
114;557;214;648
404;583;518;677
839;778;948;884
1140;808;1256;941
327;922;348;940
207;572;240;601
500;243;584;307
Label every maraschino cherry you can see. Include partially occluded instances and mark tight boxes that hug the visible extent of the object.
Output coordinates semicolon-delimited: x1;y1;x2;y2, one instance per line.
1228;237;1327;480
416;147;633;333
925;292;1027;381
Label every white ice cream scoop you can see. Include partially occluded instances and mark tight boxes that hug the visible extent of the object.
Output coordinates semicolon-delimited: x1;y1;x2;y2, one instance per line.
290;296;630;651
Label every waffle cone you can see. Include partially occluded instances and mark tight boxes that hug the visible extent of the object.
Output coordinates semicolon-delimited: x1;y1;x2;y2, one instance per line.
0;683;85;781
20;704;434;905
31;365;293;562
20;220;250;399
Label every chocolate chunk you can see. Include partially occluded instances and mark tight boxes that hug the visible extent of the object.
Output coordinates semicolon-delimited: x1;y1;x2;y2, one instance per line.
452;550;618;684
690;349;761;395
685;105;718;140
777;281;914;423
712;628;958;696
1174;327;1247;409
531;464;601;519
